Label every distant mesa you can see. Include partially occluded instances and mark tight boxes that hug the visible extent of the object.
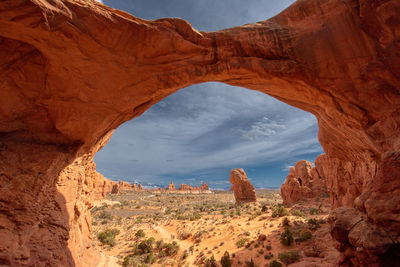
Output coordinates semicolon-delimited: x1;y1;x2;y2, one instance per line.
280;155;328;206
110;181;143;194
229;169;257;205
110;180;211;194
165;181;211;194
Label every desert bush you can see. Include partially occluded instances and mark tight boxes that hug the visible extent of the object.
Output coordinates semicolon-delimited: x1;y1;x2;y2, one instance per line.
98;228;120;246
144;252;156;264
164;241;179;256
272;206;289;218
309;208;318;215
97;210;112;220
137;238;155;254
205;255;217;267
264;252;273;259
295;229;312;242
261;205;268;212
269;260;282;267
266;244;272;250
280;228;294;246
291;209;306;218
178;231;191;240
236;237;250;248
282;217;290;227
182;250;189;259
220;251;231;267
122;255;144;267
307;218;321;230
278;251;300;265
246;258;257;267
135;229;145;238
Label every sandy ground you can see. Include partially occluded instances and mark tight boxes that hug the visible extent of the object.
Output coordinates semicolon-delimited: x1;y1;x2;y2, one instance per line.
91;190;337;266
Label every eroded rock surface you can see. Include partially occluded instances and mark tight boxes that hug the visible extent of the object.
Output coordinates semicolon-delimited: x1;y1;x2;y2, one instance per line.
0;0;399;265
281;155;328;206
229;169;257;204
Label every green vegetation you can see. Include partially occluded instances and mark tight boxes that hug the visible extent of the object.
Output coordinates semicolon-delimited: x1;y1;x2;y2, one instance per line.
272;206;289;218
282;217;290;227
220;251;231;267
309;208;319;215
278;251;300;265
269;260;283;267
295;229;312;242
246;258;257;267
291;209;306;218
236;237;250;248
98;229;120;246
280;228;294;246
135;229;145;238
307;218;321;230
123;237;179;266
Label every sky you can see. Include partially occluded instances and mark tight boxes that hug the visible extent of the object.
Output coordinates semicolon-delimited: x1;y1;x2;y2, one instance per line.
94;0;324;189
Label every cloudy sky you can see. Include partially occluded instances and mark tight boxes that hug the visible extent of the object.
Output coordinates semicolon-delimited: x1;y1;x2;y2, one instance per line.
95;0;324;189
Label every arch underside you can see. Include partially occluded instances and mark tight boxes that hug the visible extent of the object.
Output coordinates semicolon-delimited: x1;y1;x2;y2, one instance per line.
0;0;399;265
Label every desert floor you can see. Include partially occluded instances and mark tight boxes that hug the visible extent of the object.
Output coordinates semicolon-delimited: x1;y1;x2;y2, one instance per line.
91;190;337;266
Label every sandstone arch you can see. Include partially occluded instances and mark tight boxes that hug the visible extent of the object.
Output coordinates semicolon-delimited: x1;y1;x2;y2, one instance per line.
0;0;399;265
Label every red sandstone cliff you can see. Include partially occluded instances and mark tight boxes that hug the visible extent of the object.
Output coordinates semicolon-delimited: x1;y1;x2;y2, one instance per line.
0;0;399;265
281;155;328;206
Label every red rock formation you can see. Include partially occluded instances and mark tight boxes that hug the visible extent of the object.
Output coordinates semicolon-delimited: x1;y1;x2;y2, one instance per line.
137;184;142;190
132;183;137;190
229;169;257;204
200;182;210;191
0;0;399;265
167;181;176;190
281;155;328;206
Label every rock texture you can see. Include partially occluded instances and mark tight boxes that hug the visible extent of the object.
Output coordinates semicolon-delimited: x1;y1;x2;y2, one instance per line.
229;169;257;204
0;0;399;265
281;155;328;205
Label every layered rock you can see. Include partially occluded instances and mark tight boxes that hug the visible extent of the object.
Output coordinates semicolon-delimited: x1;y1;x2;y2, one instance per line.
229;169;257;204
281;155;328;206
0;0;399;265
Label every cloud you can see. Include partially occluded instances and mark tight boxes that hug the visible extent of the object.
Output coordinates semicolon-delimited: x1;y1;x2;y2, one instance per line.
95;82;323;186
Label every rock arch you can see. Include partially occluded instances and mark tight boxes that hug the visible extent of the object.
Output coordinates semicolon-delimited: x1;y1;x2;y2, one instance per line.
0;0;399;265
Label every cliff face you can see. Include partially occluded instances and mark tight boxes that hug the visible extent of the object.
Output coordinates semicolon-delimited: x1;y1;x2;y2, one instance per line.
0;0;399;265
281;155;328;206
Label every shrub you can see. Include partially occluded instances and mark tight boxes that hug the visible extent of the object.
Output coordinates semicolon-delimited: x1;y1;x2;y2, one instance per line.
137;238;155;254
266;244;272;250
282;217;290;227
205;255;217;267
247;258;256;267
261;205;268;212
269;260;282;267
295;229;312;242
164;241;179;256
220;251;231;267
309;208;318;215
135;229;146;238
97;210;112;220
272;206;289;218
264;252;273;259
278;251;300;265
144;252;156;264
291;209;306;218
98;229;120;246
280;228;294;246
307;218;321;230
236;237;250;248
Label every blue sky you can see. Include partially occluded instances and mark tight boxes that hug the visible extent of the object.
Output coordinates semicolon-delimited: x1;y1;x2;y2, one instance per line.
94;0;323;189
